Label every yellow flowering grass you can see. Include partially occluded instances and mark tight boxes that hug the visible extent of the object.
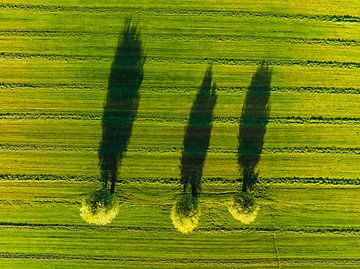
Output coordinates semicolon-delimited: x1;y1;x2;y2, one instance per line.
80;189;119;225
170;193;200;234
228;191;259;224
228;201;259;224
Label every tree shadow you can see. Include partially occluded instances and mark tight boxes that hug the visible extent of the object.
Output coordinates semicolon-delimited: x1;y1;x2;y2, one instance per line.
180;64;217;197
98;17;146;194
171;65;217;233
238;63;272;192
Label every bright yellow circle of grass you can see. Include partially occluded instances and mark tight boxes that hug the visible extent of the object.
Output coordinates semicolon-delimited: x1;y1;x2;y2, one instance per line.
228;201;259;224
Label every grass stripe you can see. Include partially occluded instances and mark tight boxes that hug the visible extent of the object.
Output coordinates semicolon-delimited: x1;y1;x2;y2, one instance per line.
1;3;360;23
1;82;360;94
2;221;360;235
1;174;359;185
3;52;360;69
0;144;359;155
1;30;360;47
1;113;360;124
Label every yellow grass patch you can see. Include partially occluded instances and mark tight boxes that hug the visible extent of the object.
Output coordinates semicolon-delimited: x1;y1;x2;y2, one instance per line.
170;194;200;234
170;203;200;234
228;201;259;224
80;198;119;225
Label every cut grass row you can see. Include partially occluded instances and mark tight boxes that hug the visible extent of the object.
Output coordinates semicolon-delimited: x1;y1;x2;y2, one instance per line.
2;83;359;92
2;144;360;156
2;174;360;186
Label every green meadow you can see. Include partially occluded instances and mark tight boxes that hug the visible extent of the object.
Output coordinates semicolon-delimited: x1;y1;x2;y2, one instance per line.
0;0;359;267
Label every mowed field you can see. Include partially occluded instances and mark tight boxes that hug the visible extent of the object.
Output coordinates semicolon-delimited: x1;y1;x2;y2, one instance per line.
1;0;360;268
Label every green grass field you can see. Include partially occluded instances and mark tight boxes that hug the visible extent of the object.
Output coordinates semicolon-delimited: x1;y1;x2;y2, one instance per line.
1;0;360;267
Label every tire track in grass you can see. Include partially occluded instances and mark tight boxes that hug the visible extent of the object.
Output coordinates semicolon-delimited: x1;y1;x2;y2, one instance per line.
269;203;281;269
272;229;280;268
1;3;360;23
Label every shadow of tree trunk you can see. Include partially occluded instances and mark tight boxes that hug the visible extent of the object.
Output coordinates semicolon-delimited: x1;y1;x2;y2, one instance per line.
99;18;146;194
238;63;272;192
180;64;217;197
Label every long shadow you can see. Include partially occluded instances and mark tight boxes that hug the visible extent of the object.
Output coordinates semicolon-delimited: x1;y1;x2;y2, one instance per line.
99;18;146;194
180;65;217;197
238;63;272;192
